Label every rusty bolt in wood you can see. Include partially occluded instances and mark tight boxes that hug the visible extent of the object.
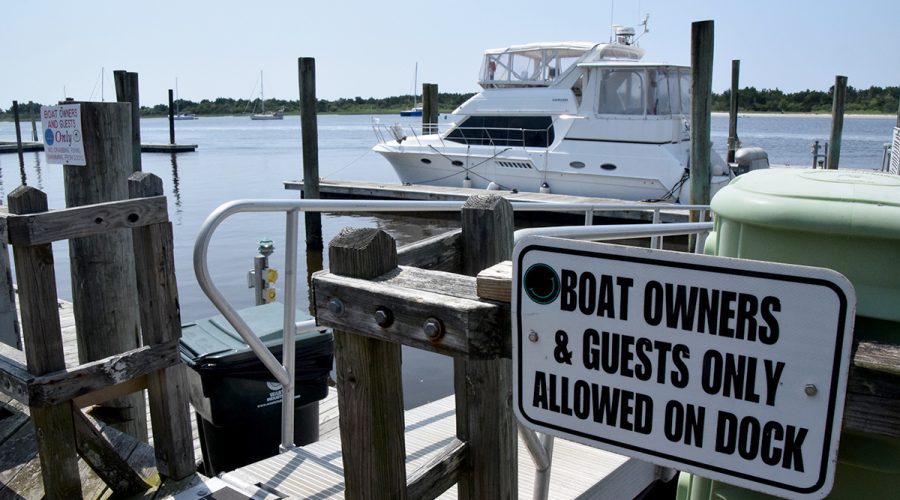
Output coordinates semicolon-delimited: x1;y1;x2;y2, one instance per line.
374;307;394;328
423;317;443;340
327;298;344;315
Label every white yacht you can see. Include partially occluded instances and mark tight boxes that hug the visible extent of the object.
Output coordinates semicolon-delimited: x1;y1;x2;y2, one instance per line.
373;28;743;202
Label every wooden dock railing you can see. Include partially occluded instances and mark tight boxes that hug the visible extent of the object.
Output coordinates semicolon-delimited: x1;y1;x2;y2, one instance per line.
314;194;517;499
313;193;900;499
0;172;194;498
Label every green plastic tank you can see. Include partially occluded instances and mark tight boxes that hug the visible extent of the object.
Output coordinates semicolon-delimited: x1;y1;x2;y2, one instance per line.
679;168;900;499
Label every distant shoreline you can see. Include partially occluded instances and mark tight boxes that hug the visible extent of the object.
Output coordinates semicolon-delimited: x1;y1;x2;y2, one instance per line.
712;111;895;119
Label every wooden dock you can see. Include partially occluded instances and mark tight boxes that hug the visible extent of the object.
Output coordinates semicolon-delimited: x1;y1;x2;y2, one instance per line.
0;141;43;153
140;144;198;153
284;179;690;223
219;395;660;499
0;141;197;154
0;297;341;498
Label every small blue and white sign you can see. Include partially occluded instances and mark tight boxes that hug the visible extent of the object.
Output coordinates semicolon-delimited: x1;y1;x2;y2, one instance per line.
40;104;86;165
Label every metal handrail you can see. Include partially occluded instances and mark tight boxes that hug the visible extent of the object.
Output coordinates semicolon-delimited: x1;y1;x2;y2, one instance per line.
193;197;711;457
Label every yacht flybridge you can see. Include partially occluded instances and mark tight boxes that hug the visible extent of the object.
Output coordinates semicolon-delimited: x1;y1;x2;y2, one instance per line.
373;27;754;202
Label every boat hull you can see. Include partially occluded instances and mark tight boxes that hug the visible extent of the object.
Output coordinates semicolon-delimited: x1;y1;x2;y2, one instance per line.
374;140;730;202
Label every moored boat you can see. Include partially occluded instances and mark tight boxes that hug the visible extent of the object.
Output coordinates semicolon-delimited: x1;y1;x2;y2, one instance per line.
374;26;764;202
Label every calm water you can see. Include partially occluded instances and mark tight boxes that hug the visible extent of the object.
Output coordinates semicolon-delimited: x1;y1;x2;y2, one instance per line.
0;113;893;407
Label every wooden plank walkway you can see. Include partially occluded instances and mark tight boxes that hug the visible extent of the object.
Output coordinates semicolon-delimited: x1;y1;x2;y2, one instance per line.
221;395;661;499
284;179;689;223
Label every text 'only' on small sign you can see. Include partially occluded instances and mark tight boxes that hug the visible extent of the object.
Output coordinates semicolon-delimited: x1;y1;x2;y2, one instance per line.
512;236;855;498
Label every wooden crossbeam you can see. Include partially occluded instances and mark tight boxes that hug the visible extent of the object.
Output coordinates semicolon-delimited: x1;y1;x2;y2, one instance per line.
2;196;168;246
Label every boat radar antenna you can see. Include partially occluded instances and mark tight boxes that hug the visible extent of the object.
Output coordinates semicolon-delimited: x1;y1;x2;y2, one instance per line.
633;14;650;44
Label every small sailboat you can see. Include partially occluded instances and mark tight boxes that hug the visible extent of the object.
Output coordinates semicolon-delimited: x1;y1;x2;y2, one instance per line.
174;78;198;120
249;71;284;120
399;63;423;117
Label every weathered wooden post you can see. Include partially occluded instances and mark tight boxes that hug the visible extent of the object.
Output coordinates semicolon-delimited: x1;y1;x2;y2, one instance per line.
129;172;196;479
299;57;323;251
690;20;713;207
167;89;176;145
31;109;38;142
727;59;740;164
826;75;847;170
63;101;147;441
423;83;439;134
8;186;82;498
114;70;142;172
13;100;25;169
329;228;407;498
456;194;517;498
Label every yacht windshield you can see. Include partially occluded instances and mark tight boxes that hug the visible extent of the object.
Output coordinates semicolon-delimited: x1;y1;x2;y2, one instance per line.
481;45;592;88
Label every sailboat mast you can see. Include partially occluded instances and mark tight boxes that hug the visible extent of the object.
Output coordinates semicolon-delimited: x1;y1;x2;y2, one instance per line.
413;62;418;107
260;70;265;113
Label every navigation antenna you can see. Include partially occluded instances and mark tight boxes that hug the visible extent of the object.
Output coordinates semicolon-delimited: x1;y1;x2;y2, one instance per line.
633;14;650;44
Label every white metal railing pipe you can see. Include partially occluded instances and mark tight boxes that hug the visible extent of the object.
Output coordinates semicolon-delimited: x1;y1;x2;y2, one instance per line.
280;209;299;450
514;221;713;244
195;198;712;458
194;198;470;450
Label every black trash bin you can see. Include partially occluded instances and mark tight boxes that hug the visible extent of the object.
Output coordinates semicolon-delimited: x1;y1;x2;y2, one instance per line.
179;302;333;476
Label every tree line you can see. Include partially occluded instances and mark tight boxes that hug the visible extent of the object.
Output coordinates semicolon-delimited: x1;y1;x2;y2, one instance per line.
2;86;898;119
712;85;899;114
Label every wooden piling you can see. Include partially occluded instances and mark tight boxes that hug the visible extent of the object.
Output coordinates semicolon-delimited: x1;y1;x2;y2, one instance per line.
63;101;147;442
13;100;25;168
167;89;175;145
826;75;847;170
8;186;82;499
299;57;323;251
727;60;740;164
690;20;714;208
31;112;38;142
128;172;195;479
114;70;142;172
329;228;407;498
423;83;439;134
456;194;517;499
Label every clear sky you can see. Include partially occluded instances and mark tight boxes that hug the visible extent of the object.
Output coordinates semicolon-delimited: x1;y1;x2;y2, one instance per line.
4;0;898;107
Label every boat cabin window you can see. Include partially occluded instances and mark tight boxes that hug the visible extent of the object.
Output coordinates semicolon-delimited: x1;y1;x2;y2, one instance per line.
679;69;692;115
596;67;686;116
445;116;555;148
647;69;677;115
597;69;644;115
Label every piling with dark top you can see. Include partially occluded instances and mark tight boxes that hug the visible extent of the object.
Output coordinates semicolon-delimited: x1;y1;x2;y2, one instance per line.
826;75;847;170
167;89;176;145
31;112;38;142
690;20;714;206
63;101;147;441
727;60;740;163
456;194;517;498
423;83;439;134
114;70;142;172
13;100;25;168
329;228;406;498
299;57;323;251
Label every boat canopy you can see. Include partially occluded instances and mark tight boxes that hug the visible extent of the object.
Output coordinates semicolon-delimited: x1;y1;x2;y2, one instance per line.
479;42;596;88
479;41;645;89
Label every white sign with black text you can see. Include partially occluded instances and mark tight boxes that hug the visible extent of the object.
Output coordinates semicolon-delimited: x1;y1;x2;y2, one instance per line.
40;104;86;166
513;236;855;498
